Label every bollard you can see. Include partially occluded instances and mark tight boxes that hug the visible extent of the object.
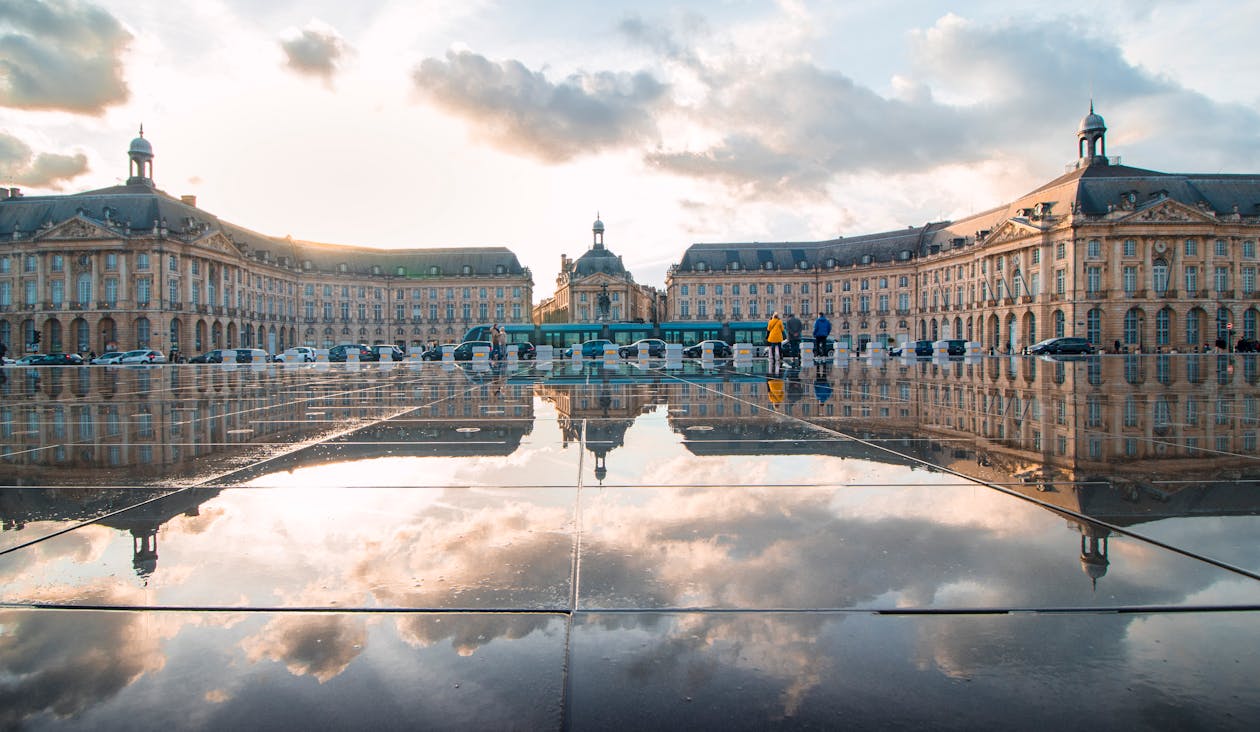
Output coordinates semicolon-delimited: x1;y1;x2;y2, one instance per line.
346;348;359;364
603;343;619;364
536;344;554;363
315;349;329;363
932;339;950;360
472;345;490;366
734;343;754;363
441;345;455;363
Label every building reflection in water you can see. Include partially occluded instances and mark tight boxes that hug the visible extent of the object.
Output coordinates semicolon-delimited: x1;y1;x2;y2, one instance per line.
2;356;1258;588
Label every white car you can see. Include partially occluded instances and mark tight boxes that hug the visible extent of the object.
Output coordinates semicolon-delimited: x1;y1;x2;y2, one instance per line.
118;349;167;364
282;346;316;362
91;351;126;365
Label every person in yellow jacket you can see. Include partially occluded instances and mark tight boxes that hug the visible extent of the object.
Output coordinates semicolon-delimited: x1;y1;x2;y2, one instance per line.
766;312;785;366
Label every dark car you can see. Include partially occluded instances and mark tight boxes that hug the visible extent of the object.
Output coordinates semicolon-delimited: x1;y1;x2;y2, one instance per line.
890;340;935;357
942;339;968;356
329;344;376;362
31;353;85;366
619;339;667;358
1029;336;1094;355
371;344;406;362
782;337;837;358
421;344;454;361
451;341;493;361
562;339;614;359
682;340;733;358
188;349;222;364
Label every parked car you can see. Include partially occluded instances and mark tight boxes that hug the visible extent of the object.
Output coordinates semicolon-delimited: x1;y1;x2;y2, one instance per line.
619;338;667;358
451;340;493;361
231;348;271;364
942;339;968;356
278;346;316;362
421;344;454;361
188;349;224;364
890;340;934;358
117;349;166;364
328;344;375;362
90;351;126;365
25;352;86;366
14;355;44;365
370;344;406;362
682;340;733;358
562;339;614;359
1028;337;1095;355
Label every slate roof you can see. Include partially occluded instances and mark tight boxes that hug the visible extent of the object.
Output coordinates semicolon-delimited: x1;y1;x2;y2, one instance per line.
571;245;630;278
0;183;527;277
674;160;1260;273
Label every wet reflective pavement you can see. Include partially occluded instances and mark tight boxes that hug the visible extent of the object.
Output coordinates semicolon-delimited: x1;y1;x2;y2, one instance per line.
2;355;1258;729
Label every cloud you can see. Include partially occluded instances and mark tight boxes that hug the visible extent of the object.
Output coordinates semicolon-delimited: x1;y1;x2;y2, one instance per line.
0;0;131;114
242;614;367;683
279;20;349;83
0;131;88;188
412;49;669;162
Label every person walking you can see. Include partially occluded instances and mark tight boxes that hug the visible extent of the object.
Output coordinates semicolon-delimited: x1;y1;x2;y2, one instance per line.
812;312;831;357
785;312;803;360
766;312;784;368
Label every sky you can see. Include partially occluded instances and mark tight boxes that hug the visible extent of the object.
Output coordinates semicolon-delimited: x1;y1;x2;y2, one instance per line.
2;0;1260;299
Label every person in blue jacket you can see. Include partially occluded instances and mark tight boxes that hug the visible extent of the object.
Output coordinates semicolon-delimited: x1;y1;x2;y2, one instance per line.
812;312;831;357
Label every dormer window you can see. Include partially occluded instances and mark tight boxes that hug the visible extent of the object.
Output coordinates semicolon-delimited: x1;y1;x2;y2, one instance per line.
337;263;348;273
429;265;441;276
763;261;774;271
730;261;740;271
696;261;707;271
302;260;312;271
494;264;506;275
371;265;382;275
461;264;473;275
825;257;836;268
798;261;808;270
396;266;406;276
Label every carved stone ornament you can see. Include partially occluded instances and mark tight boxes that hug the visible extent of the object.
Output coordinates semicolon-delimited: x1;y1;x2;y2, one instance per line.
986;221;1038;245
1123;199;1214;224
42;217;107;240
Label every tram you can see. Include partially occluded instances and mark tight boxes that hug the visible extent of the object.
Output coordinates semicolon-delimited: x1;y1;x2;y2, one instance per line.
463;321;783;349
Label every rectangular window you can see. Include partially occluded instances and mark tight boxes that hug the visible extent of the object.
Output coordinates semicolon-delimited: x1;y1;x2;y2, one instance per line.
697;284;706;296
680;284;689;296
1243;267;1256;295
1032;249;1041;264
1185;239;1198;256
24;255;36;273
1215;239;1228;257
169;279;179;303
1215;266;1229;292
136;253;149;270
1055;269;1065;295
1123;266;1137;293
50;279;64;305
136;278;151;305
1185;265;1199;293
1244;240;1257;258
1;256;11;274
1087;239;1100;258
1123;239;1136;257
51;255;63;272
1056;242;1066;259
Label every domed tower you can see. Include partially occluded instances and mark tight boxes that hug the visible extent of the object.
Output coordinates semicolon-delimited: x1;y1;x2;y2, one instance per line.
592;213;605;250
1077;103;1107;166
1079;524;1110;591
127;125;154;186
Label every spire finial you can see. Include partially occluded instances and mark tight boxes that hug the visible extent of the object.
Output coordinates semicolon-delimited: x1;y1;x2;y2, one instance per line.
139;123;144;138
1089;99;1094;114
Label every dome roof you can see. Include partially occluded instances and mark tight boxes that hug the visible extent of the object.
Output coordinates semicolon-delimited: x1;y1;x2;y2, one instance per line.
572;247;626;277
592;217;605;233
1078;108;1106;135
129;133;153;157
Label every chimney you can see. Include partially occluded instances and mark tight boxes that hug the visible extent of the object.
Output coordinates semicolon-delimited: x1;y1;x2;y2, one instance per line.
180;195;197;207
8;187;20;198
0;189;9;201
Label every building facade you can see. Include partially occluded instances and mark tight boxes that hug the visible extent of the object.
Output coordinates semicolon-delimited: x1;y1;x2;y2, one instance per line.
667;108;1260;353
0;133;533;356
533;217;661;324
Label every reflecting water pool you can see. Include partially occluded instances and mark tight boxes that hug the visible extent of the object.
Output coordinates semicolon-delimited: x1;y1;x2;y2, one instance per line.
2;355;1258;728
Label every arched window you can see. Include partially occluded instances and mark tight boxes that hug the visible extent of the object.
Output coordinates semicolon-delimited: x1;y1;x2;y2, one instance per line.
1053;310;1065;338
1086;308;1102;345
1027;312;1036;344
1124;308;1142;345
135;317;151;348
1156;307;1172;346
1152;259;1170;294
1186;310;1202;347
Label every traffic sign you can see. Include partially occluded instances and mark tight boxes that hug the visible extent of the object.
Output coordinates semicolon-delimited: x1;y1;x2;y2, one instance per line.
1227;322;1234;330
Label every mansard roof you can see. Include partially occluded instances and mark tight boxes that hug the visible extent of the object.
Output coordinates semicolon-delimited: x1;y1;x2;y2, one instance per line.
0;183;528;278
675;160;1260;274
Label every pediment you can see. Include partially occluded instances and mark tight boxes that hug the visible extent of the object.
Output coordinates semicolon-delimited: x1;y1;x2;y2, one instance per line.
1118;198;1217;224
35;215;117;241
194;231;239;255
983;219;1042;245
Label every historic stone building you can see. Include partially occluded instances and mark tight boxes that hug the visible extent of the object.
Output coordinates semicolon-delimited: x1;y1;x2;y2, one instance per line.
667;107;1260;353
0;132;533;356
533;216;661;324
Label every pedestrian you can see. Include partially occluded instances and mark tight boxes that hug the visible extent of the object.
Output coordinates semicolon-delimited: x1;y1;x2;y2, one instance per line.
0;339;7;362
812;312;831;357
489;324;501;360
1114;339;1122;354
496;326;509;361
785;311;802;359
766;312;784;367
